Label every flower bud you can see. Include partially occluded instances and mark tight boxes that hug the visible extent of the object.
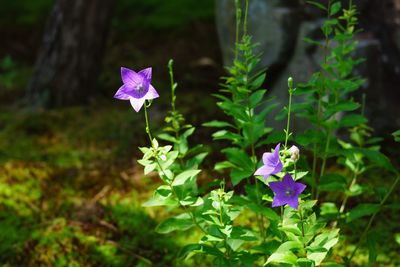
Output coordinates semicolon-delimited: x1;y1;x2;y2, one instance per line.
289;145;300;161
159;154;167;161
288;77;293;89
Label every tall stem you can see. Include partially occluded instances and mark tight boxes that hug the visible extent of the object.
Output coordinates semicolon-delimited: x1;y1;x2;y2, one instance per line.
312;0;331;198
144;102;206;234
284;79;294;149
243;0;249;36
234;0;241;61
168;60;176;114
316;129;332;199
144;101;153;143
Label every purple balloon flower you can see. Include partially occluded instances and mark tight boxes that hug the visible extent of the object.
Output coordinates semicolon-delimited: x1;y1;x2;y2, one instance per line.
269;173;306;209
254;143;282;181
114;67;159;112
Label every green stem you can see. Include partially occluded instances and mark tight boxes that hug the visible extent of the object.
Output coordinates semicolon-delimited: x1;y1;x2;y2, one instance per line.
168;60;176;114
348;174;400;262
331;167;359;228
311;144;318;199
284;84;293;149
234;0;241;61
312;0;332;198
218;194;231;259
339;170;358;214
144;102;153;143
144;102;206;234
298;207;305;239
243;0;249;36
316;129;332;199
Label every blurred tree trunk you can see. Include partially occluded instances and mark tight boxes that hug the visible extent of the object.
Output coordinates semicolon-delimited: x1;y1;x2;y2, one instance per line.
26;0;114;107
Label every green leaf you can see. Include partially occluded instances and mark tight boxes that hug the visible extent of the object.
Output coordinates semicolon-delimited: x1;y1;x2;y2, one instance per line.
212;130;243;143
295;129;323;146
354;148;395;172
249;90;266;108
346;203;380;223
306;1;327;11
231;168;254;186
178;244;224;260
182;127;195;138
307;230;339;265
230;227;258;241
319;173;347;192
227;238;244;251
178;244;202;260
186;151;208;169
297;258;316;267
324;101;360;119
367;232;378;266
393;130;400;142
395;233;400;245
156;185;172;197
330;1;342;16
180;196;204;207
320;202;339;218
251;73;266;89
143;163;157;175
142;191;177;207
157;133;178;143
247;203;280;221
339;114;367;128
215;161;236;171
266;251;297;265
302;37;322;47
203;120;235;128
172;169;201;186
222;148;254;170
276;241;304;252
156;213;194;234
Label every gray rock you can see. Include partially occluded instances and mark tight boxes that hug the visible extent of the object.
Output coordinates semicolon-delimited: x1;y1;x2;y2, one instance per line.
215;0;301;68
215;0;400;131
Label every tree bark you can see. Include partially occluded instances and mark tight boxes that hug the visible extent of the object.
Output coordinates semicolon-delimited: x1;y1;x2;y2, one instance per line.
27;0;114;107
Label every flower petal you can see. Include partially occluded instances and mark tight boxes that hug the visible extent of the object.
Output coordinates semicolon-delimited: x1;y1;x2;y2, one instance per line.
273;143;281;157
269;180;286;194
295;183;306;195
286;197;299;209
139;67;152;81
271;161;283;175
262;152;274;165
144;84;159;100
121;67;142;86
114;85;132;100
254;164;274;176
271;195;286;207
281;173;295;186
129;97;146;112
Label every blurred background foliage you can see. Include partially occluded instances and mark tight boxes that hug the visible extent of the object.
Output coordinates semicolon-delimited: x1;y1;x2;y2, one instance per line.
0;0;217;265
0;0;399;266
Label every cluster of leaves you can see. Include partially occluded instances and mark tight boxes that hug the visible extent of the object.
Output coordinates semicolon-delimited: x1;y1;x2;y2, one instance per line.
135;0;400;266
135;1;346;266
293;1;399;264
204;34;276;186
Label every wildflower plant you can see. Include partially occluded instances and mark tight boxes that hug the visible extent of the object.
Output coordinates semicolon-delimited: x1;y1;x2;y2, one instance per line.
114;0;399;266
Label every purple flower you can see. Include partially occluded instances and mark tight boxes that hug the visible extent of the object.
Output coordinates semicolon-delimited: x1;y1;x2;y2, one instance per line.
254;143;282;181
269;173;306;209
114;67;159;112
